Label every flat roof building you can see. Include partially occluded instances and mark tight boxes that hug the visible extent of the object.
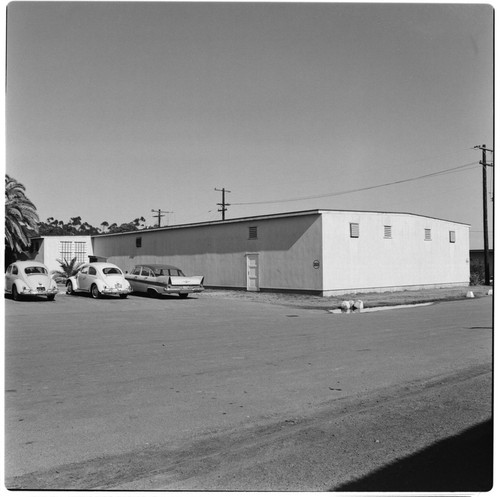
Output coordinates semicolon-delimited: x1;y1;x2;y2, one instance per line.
91;209;470;296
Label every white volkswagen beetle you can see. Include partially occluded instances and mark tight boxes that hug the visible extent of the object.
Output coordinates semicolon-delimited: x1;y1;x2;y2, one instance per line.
66;262;132;299
5;261;59;301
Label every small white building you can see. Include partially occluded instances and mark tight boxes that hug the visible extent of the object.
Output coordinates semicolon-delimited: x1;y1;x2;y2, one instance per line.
91;209;470;296
29;235;93;274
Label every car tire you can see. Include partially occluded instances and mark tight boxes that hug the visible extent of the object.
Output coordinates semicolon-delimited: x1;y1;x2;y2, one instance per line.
47;294;55;301
147;288;158;298
66;281;74;295
179;293;189;299
12;286;20;301
91;285;101;299
119;294;128;299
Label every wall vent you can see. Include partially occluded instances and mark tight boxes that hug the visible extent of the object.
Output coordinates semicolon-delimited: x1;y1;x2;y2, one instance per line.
384;225;392;239
449;231;456;243
350;223;359;238
136;237;142;248
249;226;258;239
424;229;432;241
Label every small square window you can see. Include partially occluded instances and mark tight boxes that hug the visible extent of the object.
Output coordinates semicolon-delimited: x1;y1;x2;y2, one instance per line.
350;223;359;238
424;229;432;241
249;226;258;239
449;231;456;243
384;225;392;239
136;237;142;248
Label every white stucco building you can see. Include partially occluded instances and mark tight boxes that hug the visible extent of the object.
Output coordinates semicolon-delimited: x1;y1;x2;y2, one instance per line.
91;209;470;296
29;235;93;274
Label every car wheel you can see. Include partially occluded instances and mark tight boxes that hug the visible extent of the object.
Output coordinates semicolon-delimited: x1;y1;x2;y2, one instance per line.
12;286;20;301
147;288;158;298
47;294;55;301
66;281;74;295
179;293;189;299
119;294;128;299
91;285;101;299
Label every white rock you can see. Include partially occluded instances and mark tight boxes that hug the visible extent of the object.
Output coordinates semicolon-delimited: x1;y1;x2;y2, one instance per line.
466;291;475;298
353;300;364;310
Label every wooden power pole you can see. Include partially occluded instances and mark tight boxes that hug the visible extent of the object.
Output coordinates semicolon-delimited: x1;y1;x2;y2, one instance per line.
474;144;494;285
215;187;231;220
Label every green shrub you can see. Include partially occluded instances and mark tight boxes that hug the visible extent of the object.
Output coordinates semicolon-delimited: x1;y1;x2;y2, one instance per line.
470;261;485;285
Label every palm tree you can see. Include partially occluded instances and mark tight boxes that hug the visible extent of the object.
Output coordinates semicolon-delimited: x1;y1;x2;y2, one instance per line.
52;257;83;283
5;174;39;254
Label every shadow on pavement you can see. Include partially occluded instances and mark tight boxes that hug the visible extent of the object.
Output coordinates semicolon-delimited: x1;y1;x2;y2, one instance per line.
333;418;493;492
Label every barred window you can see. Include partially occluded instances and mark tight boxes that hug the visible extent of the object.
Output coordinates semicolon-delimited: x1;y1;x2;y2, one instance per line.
424;228;432;241
249;226;258;239
350;223;359;238
60;241;72;261
449;231;456;243
74;242;86;264
384;225;392;239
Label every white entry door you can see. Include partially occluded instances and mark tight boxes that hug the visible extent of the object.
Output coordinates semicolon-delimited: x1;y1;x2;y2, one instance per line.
246;253;259;292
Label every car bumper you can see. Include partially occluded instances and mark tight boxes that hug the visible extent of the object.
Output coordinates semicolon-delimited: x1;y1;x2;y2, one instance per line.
20;288;59;296
162;286;204;294
100;287;133;295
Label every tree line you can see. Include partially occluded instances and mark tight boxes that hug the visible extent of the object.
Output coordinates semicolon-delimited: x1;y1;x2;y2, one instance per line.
38;216;148;236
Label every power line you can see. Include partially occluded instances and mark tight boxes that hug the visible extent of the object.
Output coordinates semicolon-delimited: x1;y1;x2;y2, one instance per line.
232;162;479;206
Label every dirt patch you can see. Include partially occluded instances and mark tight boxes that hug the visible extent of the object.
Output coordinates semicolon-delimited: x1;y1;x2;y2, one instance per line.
201;286;492;311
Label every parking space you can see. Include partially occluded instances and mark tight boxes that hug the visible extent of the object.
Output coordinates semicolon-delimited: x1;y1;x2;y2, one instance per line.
4;294;493;482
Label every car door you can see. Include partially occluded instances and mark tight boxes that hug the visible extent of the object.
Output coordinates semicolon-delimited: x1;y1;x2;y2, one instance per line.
77;266;90;291
127;266;142;292
86;266;99;291
139;267;154;292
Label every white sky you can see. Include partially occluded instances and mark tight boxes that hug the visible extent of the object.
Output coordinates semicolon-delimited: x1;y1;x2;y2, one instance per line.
5;2;494;248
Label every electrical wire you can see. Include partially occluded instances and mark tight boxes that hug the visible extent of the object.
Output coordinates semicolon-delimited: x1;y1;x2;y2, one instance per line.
232;162;480;206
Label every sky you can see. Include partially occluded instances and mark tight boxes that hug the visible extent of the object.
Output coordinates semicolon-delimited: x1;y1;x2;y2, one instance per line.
5;2;494;248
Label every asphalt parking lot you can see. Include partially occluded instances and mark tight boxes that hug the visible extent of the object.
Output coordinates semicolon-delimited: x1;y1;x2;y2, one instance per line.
4;290;493;490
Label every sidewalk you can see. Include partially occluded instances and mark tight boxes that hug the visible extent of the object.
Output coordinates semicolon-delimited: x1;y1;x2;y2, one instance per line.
201;285;493;311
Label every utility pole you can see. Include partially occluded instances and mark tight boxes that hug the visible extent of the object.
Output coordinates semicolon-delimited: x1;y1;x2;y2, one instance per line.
151;209;172;228
474;144;494;285
215;187;231;220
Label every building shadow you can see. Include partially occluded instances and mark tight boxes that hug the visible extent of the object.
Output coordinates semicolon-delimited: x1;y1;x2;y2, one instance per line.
333;418;493;492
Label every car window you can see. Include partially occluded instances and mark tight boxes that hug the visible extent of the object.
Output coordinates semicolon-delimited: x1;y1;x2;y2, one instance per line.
171;269;185;276
6;265;12;274
80;266;88;274
88;267;97;275
154;268;165;276
131;267;141;276
141;268;152;277
12;266;18;275
103;267;122;275
25;266;48;275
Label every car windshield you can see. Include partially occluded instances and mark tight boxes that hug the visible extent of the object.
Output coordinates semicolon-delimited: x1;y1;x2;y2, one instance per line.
24;266;48;275
102;267;122;275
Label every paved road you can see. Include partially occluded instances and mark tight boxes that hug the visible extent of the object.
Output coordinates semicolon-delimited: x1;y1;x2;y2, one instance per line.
4;292;493;490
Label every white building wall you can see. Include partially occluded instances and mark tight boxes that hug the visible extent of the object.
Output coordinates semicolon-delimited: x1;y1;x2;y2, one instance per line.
321;211;470;294
33;236;93;274
92;214;323;292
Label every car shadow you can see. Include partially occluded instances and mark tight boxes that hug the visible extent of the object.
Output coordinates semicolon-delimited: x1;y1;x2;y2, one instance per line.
65;292;128;300
332;418;493;492
4;295;56;302
131;292;198;300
